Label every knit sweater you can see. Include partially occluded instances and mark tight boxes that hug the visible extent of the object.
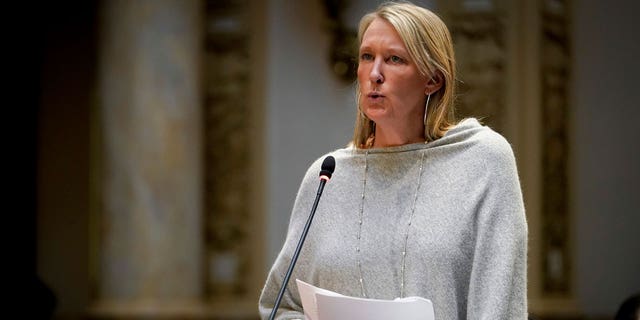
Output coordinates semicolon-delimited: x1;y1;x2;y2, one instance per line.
259;118;528;319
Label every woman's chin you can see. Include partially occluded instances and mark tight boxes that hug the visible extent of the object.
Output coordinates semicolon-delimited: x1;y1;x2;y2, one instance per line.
364;107;387;120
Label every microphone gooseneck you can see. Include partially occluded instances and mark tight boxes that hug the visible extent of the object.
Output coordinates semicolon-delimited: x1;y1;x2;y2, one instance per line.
268;156;336;320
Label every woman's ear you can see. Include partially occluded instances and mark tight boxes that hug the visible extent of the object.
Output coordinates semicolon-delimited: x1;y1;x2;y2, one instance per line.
425;71;444;95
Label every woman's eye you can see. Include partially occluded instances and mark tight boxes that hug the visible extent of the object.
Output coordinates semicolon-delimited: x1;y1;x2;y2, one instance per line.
390;55;403;63
360;53;373;61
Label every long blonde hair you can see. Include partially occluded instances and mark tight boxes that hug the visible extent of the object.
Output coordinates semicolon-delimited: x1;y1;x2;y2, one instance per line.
352;1;457;148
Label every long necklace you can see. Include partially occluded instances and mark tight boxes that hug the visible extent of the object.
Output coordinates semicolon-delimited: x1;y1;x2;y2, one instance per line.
356;148;426;298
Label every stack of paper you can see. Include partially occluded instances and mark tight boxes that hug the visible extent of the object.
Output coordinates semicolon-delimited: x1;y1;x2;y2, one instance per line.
296;279;435;320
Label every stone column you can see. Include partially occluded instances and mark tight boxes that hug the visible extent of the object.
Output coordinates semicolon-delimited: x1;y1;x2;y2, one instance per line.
92;0;204;316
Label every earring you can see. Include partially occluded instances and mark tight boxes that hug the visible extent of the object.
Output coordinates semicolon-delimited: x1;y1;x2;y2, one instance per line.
423;93;431;125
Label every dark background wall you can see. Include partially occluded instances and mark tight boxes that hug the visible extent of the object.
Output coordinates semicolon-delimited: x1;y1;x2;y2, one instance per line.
572;0;640;316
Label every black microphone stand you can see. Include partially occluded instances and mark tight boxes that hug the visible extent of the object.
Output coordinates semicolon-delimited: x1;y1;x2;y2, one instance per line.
268;156;335;320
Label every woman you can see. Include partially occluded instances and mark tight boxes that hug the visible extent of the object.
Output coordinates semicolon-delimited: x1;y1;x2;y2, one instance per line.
259;2;528;319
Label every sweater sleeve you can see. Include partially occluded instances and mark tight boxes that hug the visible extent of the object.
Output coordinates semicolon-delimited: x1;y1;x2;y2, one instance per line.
258;159;324;320
466;135;528;320
259;250;305;320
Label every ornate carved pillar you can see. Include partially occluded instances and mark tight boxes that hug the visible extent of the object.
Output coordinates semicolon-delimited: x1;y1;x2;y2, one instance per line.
91;0;204;317
535;0;576;316
202;0;267;316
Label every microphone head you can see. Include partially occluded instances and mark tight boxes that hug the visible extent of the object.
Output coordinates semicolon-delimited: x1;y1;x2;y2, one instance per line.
319;156;336;179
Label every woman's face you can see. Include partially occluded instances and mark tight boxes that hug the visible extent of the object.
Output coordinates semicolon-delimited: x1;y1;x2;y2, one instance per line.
358;18;429;130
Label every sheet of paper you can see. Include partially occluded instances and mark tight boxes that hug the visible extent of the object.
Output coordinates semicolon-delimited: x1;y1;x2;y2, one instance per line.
296;279;344;320
296;279;435;320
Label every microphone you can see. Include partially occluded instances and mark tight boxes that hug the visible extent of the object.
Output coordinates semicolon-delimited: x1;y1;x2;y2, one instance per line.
268;156;336;320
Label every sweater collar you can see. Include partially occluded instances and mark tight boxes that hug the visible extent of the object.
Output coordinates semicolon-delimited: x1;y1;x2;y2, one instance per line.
346;118;483;154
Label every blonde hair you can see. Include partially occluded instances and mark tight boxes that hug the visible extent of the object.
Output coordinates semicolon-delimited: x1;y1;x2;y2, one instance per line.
352;1;457;148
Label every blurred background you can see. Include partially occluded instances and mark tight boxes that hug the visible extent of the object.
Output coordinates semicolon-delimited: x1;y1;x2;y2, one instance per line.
15;0;638;319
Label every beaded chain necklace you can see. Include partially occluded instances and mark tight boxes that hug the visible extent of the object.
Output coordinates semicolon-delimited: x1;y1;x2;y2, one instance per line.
355;148;427;298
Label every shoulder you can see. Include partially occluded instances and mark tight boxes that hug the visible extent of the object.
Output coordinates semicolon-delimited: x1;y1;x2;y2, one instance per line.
301;147;354;182
476;127;515;162
456;119;517;170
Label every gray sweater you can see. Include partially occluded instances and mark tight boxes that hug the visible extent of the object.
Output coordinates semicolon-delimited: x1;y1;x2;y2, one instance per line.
259;118;528;319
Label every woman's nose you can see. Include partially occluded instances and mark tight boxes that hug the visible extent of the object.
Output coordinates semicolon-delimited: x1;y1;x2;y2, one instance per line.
369;59;384;84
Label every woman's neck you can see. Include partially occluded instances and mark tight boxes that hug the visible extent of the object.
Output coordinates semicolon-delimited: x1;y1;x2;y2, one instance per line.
372;124;425;148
